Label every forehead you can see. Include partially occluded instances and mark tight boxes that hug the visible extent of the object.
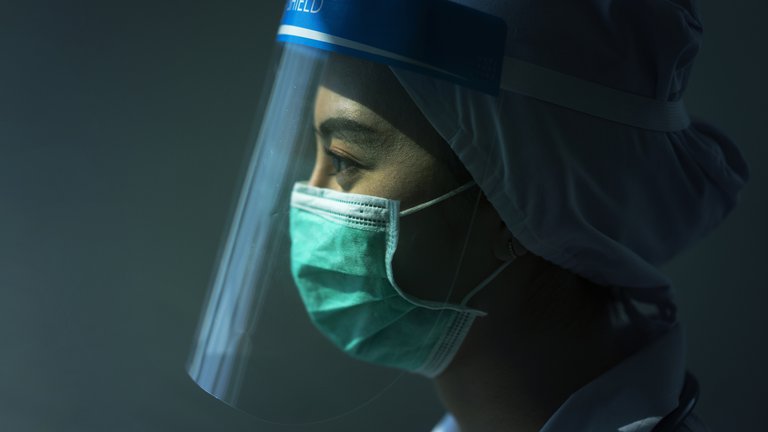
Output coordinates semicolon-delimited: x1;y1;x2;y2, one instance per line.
317;54;403;105
314;54;428;134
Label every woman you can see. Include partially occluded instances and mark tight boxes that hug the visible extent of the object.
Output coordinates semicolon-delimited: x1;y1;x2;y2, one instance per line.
188;1;749;431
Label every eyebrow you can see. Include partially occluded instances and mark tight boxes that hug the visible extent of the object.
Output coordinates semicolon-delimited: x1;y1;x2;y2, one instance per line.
314;117;385;149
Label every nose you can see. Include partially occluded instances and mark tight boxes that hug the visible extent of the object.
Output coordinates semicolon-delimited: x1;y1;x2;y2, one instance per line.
307;163;341;191
307;146;342;190
308;169;330;188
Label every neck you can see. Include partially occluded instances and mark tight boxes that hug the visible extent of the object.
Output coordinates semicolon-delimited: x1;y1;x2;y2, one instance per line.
434;265;634;432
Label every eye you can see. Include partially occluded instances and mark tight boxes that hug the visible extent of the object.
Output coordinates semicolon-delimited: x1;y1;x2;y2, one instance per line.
323;147;359;176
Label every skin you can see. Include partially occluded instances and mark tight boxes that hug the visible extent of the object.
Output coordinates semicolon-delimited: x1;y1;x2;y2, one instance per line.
309;54;629;432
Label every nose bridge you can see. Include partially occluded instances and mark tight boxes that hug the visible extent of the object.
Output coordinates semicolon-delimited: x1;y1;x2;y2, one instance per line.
306;142;340;190
308;167;341;191
307;166;324;188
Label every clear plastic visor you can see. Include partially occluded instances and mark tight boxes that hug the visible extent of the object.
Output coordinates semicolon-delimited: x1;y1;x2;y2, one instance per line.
186;42;490;426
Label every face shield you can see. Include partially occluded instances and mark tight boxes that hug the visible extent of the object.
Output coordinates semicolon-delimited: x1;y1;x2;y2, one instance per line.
186;0;507;425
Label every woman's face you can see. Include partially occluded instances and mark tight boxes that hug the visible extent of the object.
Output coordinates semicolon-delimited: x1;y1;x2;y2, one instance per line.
308;55;504;304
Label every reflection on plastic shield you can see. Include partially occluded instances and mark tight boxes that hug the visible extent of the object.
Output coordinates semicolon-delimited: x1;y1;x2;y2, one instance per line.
186;43;417;424
186;1;505;423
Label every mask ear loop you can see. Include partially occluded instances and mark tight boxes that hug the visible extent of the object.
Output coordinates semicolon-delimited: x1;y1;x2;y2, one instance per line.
399;181;477;216
458;239;528;314
391;180;485;314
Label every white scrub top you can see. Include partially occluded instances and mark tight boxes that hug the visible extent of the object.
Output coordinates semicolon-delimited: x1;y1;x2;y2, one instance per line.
431;324;709;432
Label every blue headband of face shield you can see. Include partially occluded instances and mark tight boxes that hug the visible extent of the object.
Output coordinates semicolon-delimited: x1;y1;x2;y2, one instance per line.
278;0;690;131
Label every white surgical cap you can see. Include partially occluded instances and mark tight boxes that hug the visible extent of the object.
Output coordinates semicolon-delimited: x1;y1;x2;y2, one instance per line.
392;0;749;306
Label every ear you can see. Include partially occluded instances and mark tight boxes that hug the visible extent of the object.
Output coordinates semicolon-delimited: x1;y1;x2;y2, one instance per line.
491;222;528;261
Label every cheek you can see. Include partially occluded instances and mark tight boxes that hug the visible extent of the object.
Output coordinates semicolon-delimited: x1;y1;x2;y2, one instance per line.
360;144;454;206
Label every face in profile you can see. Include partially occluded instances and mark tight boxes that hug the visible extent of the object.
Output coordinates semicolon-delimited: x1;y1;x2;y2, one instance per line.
307;54;504;305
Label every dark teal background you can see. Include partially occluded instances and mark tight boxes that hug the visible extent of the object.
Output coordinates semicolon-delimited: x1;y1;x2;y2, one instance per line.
1;1;765;430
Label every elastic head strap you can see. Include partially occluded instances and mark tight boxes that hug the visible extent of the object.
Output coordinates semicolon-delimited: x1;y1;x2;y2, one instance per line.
501;57;690;132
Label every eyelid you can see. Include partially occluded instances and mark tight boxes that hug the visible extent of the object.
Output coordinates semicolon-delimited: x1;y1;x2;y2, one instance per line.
320;136;366;164
322;146;359;167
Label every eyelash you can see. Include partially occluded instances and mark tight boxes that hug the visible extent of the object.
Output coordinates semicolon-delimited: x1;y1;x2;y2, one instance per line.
323;147;359;176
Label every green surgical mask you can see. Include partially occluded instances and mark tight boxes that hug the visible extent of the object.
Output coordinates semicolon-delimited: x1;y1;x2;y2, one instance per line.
289;181;519;377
